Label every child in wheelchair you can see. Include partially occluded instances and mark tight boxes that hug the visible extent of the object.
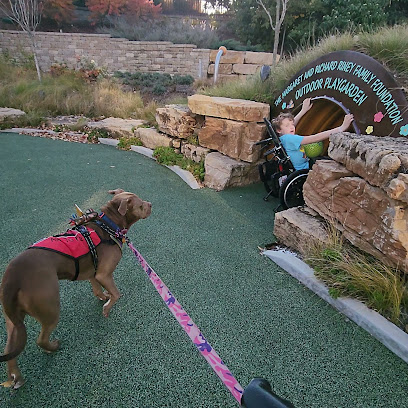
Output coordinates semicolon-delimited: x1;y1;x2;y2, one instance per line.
273;98;354;171
257;98;354;211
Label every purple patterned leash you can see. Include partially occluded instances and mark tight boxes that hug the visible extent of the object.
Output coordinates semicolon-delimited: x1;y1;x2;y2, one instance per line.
127;241;244;404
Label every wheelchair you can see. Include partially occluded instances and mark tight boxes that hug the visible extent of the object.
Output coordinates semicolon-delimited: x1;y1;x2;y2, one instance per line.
255;118;309;212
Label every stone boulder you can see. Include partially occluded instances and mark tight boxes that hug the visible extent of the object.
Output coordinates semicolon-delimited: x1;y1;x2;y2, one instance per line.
329;133;408;191
273;207;329;256
204;152;259;191
0;107;26;122
188;95;270;122
135;127;173;149
88;117;144;138
155;105;199;139
181;143;210;163
209;50;245;64
198;117;266;163
303;160;408;273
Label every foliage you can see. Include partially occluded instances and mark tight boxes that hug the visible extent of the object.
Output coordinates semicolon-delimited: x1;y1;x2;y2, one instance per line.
101;16;220;48
85;127;110;143
0;112;44;129
114;71;194;95
86;0;161;24
320;0;388;33
0;54;144;118
304;224;408;327
153;146;205;181
41;0;75;23
229;0;408;53
117;136;143;150
203;25;408;105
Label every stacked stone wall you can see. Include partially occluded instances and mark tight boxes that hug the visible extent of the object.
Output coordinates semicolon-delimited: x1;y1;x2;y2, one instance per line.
0;30;274;80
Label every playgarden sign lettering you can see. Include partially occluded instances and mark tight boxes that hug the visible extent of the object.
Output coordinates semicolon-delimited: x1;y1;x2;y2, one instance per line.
273;51;408;137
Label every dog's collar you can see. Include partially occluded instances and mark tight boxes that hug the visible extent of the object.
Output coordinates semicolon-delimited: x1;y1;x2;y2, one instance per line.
95;212;128;248
69;209;128;249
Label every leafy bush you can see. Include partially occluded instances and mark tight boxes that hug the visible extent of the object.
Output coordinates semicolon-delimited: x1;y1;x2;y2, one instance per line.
305;222;408;328
101;16;220;49
117;136;143;150
114;71;194;95
153;146;205;181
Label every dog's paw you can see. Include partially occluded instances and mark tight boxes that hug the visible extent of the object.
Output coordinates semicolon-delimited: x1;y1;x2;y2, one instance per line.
102;299;112;317
98;291;110;302
1;380;13;388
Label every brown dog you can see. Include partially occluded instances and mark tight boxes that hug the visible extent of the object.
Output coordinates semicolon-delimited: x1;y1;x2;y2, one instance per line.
0;189;151;389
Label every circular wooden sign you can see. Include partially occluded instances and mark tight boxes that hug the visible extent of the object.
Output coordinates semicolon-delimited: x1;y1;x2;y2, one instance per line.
272;50;408;137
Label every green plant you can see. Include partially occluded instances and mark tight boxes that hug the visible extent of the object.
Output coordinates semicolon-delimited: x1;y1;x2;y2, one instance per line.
0;113;45;130
117;136;143;150
305;221;408;328
186;133;199;146
153;146;205;181
85;127;110;143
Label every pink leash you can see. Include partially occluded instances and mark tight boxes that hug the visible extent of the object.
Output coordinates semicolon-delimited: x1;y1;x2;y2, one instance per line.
127;242;244;404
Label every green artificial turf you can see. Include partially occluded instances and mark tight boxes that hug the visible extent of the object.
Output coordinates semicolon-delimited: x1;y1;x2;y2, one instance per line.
1;132;408;408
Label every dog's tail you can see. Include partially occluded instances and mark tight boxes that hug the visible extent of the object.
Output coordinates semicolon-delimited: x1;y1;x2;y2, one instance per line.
0;282;27;362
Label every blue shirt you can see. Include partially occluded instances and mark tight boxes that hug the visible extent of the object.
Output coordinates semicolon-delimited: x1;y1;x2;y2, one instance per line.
279;134;310;170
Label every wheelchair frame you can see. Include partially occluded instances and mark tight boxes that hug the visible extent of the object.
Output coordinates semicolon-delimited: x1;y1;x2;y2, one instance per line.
255;118;310;212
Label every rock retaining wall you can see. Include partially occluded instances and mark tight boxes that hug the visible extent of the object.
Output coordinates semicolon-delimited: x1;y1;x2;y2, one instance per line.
0;30;274;80
275;133;408;274
154;96;270;190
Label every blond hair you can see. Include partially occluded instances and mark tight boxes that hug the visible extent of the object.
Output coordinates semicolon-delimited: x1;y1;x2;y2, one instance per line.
272;113;294;131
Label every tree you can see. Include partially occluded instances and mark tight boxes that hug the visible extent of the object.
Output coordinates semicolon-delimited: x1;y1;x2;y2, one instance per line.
256;0;289;66
42;0;75;25
320;0;388;33
86;0;161;24
0;0;43;80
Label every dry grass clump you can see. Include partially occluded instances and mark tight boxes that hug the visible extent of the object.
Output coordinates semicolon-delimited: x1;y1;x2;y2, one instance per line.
0;55;145;119
305;223;408;328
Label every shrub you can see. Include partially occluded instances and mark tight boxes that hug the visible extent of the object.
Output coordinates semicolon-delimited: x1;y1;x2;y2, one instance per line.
304;222;408;328
153;146;205;181
101;16;220;49
117;136;143;150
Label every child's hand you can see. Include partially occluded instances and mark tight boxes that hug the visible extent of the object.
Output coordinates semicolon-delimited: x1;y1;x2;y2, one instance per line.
341;114;354;131
301;98;313;113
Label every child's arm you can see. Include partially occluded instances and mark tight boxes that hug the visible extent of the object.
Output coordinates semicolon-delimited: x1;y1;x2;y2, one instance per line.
300;114;354;145
294;98;313;126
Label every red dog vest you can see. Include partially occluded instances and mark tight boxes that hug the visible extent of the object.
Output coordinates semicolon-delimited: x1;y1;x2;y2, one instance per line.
29;228;101;280
30;228;101;258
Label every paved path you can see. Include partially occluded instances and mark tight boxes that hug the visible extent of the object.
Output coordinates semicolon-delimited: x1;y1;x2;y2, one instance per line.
1;132;407;408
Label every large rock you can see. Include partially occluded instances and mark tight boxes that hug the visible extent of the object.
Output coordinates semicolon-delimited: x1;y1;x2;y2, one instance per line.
244;51;276;65
88;117;144;138
209;50;244;64
188;94;270;122
303;160;408;273
181;143;210;163
0;107;26;122
204;152;259;191
273;207;329;255
198;117;266;163
155;105;199;139
135;127;173;149
329;133;408;192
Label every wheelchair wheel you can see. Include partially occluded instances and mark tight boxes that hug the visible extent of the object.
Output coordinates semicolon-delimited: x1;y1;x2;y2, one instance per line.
279;169;309;210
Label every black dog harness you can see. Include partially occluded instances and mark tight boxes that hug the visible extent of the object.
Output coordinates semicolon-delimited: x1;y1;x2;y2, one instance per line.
68;209;128;280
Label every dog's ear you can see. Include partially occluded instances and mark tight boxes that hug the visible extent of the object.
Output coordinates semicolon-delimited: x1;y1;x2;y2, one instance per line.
117;198;130;216
109;189;125;195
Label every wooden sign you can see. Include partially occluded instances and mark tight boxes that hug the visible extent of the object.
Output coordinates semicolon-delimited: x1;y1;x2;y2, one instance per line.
272;50;408;137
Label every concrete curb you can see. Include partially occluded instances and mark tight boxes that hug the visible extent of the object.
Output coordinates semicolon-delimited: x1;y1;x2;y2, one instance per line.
263;249;408;364
98;137;119;146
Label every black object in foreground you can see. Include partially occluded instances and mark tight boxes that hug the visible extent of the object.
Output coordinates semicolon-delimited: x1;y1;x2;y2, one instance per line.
241;378;295;408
